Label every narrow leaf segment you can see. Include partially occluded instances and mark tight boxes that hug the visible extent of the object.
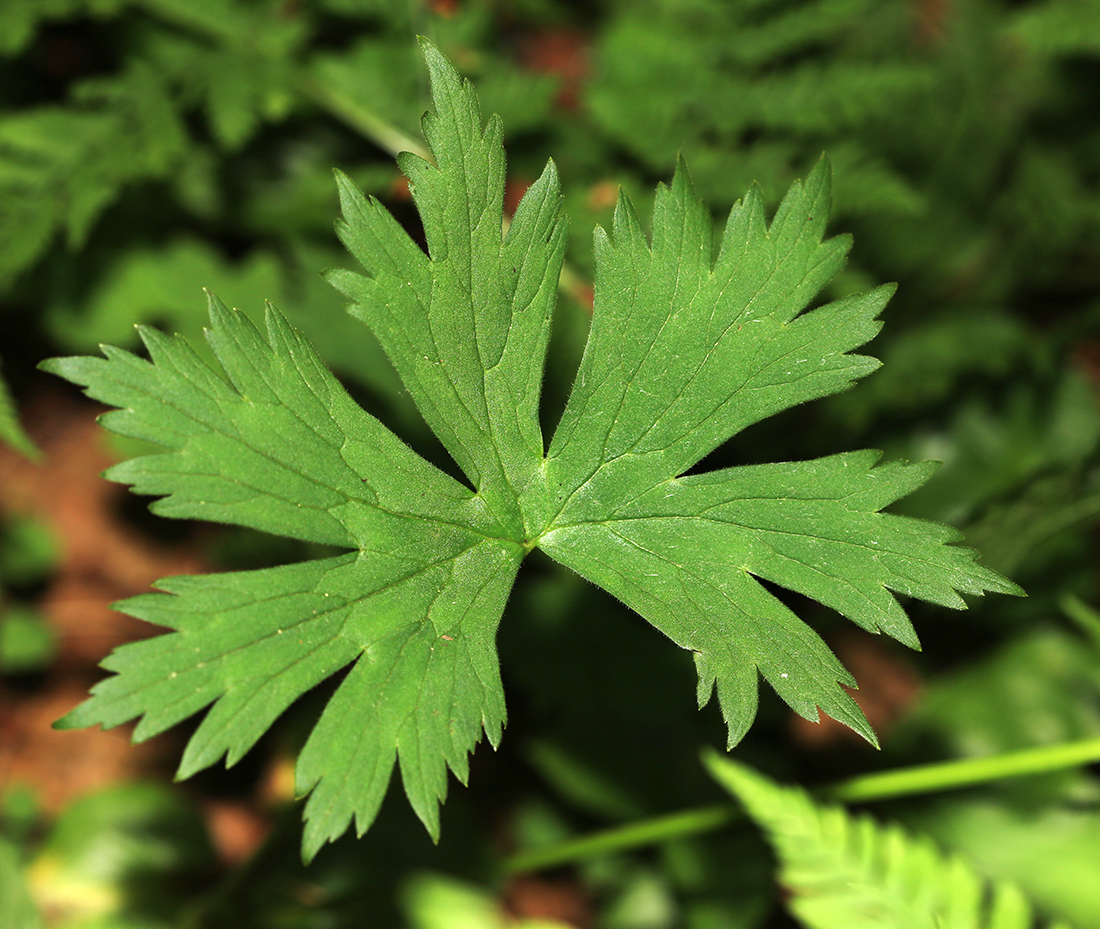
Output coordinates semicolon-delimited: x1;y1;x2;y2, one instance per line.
42;40;1019;859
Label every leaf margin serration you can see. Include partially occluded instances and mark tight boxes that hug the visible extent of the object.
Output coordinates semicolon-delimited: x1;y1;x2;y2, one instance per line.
37;38;1024;862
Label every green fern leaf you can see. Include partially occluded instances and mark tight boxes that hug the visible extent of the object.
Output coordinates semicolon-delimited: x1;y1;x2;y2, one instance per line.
0;62;186;285
0;0;83;57
0;360;38;460
588;0;932;209
704;751;1076;929
0;362;37;459
43;40;1017;859
1008;0;1100;56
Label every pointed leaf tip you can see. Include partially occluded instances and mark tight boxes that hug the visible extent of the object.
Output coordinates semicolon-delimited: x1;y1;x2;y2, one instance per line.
52;710;82;731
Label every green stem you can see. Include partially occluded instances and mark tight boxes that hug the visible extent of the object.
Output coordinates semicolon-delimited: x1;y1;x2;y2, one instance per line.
823;736;1100;803
294;72;432;163
502;804;740;875
133;0;432;162
135;0;593;306
502;737;1100;874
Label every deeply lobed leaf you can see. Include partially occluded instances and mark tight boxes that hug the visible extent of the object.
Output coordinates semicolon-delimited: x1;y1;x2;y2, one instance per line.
539;158;1016;745
327;39;567;536
547;157;886;509
43;40;1019;859
45;295;497;546
45;294;522;856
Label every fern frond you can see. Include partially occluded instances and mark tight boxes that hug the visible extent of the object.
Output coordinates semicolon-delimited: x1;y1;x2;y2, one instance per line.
0;0;88;57
0;360;38;459
0;62;186;285
1007;0;1100;56
704;753;1075;929
588;0;931;211
139;1;303;150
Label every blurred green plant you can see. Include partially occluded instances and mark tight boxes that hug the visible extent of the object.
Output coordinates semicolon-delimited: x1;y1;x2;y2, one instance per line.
705;751;1079;929
0;364;38;460
0;517;59;674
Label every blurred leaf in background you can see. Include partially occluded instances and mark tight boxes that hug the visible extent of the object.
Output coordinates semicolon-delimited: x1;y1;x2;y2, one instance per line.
706;752;1079;929
0;364;38;460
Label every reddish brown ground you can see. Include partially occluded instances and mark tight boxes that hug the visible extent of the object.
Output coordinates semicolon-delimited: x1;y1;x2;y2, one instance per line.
0;385;269;864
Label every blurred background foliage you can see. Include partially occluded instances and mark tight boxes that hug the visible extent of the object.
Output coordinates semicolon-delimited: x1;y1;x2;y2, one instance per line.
1;0;1099;926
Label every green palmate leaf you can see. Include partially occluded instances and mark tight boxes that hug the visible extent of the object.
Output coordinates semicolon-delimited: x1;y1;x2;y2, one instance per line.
44;293;520;860
43;39;1018;860
541;453;1003;745
703;752;1075;929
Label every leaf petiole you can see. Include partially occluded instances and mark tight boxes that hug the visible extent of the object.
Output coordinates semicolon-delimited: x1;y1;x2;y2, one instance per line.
823;735;1100;803
503;736;1100;874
